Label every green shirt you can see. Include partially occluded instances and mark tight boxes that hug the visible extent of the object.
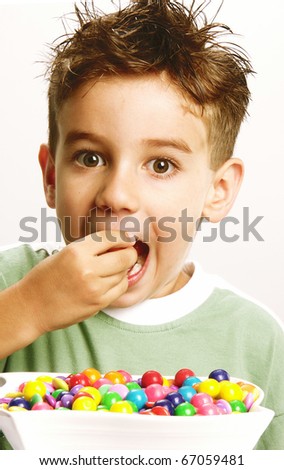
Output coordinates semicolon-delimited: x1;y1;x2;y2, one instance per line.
0;243;284;450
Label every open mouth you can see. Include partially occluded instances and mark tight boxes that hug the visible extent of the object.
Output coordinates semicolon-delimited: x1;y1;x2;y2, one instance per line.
128;239;150;278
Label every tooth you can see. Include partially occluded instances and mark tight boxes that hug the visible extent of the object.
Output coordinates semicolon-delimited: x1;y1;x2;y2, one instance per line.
129;262;142;276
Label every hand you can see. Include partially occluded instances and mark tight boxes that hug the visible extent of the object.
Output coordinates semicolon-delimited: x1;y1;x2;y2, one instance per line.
18;231;137;335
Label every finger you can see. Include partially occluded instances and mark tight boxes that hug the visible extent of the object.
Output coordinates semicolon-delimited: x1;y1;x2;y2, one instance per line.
82;230;136;256
99;275;129;308
97;246;138;277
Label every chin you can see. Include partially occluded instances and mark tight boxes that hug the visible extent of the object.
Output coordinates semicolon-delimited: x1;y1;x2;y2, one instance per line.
109;287;150;309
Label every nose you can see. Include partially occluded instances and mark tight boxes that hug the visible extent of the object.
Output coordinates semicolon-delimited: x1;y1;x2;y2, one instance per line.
95;165;140;216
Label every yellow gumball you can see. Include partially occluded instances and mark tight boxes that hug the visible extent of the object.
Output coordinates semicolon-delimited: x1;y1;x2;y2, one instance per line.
80;387;101;405
219;381;243;402
23;380;47;401
72;396;97;411
197;379;221;398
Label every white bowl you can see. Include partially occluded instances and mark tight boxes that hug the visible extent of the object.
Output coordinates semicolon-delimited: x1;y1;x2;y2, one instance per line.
0;372;274;450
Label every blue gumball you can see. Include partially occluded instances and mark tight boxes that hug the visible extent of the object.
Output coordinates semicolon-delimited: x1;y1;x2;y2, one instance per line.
208;369;230;382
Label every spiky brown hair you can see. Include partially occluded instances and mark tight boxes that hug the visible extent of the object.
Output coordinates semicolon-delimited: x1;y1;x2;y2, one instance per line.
47;0;253;169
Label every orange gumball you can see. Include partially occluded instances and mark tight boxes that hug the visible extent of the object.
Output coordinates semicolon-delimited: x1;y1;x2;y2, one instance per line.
82;368;101;385
104;371;126;384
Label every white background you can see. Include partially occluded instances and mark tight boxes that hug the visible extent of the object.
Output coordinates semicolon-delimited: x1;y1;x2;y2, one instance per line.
0;0;283;321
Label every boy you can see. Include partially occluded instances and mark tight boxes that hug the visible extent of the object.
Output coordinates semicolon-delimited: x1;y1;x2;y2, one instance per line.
0;0;283;450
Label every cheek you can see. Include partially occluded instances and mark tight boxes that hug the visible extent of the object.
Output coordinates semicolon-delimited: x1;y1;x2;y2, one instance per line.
55;179;93;241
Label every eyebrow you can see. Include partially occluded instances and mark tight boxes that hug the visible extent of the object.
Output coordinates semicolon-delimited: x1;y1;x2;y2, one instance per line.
64;131;102;146
64;131;192;154
141;138;192;154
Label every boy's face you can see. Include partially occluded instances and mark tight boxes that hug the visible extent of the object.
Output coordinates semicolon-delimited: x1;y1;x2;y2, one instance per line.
46;74;215;306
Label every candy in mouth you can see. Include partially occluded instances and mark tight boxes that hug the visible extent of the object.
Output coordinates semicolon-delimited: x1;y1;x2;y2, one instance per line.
128;239;150;276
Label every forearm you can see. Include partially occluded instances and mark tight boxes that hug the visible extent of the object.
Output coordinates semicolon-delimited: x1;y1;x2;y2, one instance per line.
0;281;41;359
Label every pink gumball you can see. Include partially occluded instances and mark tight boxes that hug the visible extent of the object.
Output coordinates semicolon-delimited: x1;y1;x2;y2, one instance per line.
92;378;112;389
145;384;167;402
191;393;213;409
32;402;53;411
197;403;222;415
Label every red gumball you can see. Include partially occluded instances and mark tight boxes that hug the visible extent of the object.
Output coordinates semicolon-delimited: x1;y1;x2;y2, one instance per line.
151;406;171;416
141;370;163;388
174;368;195;387
68;373;91;389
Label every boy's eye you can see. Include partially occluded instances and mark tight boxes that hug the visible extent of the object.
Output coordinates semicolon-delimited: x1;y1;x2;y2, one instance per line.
76;151;105;167
149;158;175;175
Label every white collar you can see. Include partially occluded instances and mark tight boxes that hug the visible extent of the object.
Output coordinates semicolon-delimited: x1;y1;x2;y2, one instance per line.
103;261;215;325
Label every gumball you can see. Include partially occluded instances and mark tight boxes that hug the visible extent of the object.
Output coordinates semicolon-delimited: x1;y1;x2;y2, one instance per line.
52;389;67;400
68;373;91;389
60;393;74;409
45;394;57;408
70;384;84;395
208;369;230;382
128;401;138;413
178;386;197;402
244;392;254;410
117;370;133;383
73;391;94;402
230;400;247;413
183;376;201;387
153;399;175;415
239;383;259;402
97;405;109;412
98;384;111;396
43;382;55;394
23;380;47;401
219;381;243;402
197;379;221;398
190;393;213;409
31;402;54;411
166;391;185;408
151;406;171;416
93;378;112;389
72;396;97;411
101;391;122;409
110;400;134;414
8;397;31;410
145;384;167;402
8;406;28;412
174;368;195;387
215;399;232;414
0;398;11;405
36;375;53;384
0;403;9;410
104;371;126;384
17;382;26;393
141;370;163;388
5;391;23;398
52;377;69;391
197;403;222;416
82;368;101;384
174;402;196;416
79;386;101;405
126;389;148;410
29;393;43;407
125;382;141;391
109;384;129;399
139;409;154;415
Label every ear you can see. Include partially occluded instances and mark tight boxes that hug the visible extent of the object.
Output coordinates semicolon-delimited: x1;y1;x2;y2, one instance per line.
38;143;56;208
202;158;244;223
